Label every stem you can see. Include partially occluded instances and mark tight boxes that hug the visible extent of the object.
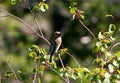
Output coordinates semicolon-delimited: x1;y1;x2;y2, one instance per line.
58;54;70;83
58;54;65;69
79;19;101;67
0;54;21;83
109;42;120;52
30;11;44;37
65;52;80;67
33;64;39;83
79;19;96;39
32;72;38;83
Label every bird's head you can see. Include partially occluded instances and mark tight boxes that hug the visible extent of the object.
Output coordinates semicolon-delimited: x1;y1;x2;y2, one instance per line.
54;31;61;37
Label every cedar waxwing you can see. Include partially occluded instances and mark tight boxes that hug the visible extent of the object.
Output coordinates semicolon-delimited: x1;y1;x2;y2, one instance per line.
49;31;62;62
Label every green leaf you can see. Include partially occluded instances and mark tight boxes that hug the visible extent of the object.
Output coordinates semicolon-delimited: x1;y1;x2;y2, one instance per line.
29;52;37;57
109;24;116;33
4;71;14;78
44;3;49;10
80;14;85;19
105;14;114;19
80;10;85;14
37;2;49;12
11;0;16;5
17;70;26;80
70;7;77;14
38;65;45;75
38;77;41;83
52;61;57;69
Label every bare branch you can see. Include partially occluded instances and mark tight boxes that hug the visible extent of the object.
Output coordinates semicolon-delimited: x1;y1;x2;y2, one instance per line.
0;10;50;45
32;72;38;83
65;52;80;68
29;9;44;37
58;54;70;83
79;19;96;39
109;42;120;52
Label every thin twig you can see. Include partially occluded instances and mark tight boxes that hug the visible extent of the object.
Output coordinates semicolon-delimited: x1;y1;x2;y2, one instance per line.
109;42;120;52
29;9;44;37
58;54;70;83
106;56;116;64
33;63;39;83
65;52;80;67
0;54;21;83
78;19;99;67
32;72;38;83
79;19;96;39
29;8;51;45
58;54;65;69
0;10;50;45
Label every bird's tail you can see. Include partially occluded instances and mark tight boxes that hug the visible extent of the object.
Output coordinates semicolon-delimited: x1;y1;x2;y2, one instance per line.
49;54;53;62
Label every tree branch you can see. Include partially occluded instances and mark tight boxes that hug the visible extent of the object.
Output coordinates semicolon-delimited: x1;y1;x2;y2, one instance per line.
0;10;50;45
58;54;70;83
79;19;96;39
0;54;21;83
65;52;80;67
109;42;120;52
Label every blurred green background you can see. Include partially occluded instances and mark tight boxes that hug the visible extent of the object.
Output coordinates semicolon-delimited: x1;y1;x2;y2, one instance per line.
0;0;120;83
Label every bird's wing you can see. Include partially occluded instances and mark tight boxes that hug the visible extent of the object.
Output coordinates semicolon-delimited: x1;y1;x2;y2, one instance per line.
49;37;57;55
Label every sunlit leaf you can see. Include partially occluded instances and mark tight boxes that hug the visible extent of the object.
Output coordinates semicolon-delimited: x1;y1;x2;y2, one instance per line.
83;68;90;73
80;14;85;19
38;65;45;75
40;5;46;12
38;77;41;83
70;7;77;14
37;2;49;12
44;3;49;10
29;52;37;57
98;32;104;40
117;69;120;74
108;64;114;73
105;51;112;56
52;61;57;69
113;60;119;67
4;71;14;78
96;41;102;47
105;14;114;19
109;24;116;33
110;36;115;41
11;0;16;5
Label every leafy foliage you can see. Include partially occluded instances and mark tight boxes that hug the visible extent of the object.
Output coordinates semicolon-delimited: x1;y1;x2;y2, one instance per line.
32;2;49;12
0;1;120;83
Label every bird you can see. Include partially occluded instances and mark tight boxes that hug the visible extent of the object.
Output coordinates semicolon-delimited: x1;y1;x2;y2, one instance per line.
49;31;62;63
